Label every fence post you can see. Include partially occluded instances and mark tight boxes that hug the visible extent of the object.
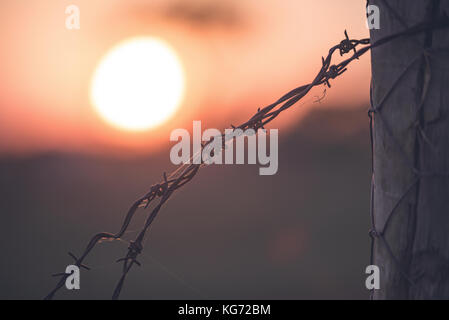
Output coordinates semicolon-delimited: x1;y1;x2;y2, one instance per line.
369;0;449;299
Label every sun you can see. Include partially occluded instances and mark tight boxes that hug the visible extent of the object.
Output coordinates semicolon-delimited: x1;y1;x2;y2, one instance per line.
90;37;185;131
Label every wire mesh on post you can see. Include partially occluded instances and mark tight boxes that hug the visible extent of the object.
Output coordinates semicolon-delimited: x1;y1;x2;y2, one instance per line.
369;0;449;299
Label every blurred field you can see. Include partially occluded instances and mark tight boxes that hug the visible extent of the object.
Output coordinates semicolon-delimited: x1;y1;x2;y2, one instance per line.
0;106;371;299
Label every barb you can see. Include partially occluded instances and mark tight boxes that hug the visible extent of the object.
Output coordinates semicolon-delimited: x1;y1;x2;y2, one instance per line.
45;15;449;300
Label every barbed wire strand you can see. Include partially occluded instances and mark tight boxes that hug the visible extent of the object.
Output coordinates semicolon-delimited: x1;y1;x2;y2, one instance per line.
45;14;449;300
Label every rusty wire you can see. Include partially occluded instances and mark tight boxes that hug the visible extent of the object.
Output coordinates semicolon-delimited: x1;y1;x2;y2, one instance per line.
45;13;449;299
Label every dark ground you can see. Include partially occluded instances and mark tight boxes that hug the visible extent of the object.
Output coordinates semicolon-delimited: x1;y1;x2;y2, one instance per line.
0;106;371;299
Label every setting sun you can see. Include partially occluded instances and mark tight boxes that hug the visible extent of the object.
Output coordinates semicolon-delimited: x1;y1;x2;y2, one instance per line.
90;37;185;131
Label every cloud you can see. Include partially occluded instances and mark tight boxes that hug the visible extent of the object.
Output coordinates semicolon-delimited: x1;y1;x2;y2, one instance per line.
164;1;241;28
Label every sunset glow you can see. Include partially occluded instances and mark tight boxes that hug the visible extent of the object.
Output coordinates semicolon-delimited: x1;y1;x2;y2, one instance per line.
0;0;370;153
90;37;185;131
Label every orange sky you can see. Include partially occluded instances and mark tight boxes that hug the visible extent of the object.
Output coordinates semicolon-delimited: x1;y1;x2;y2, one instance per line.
0;0;370;155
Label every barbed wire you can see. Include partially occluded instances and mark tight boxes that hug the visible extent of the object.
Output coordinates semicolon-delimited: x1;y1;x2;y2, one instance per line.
45;13;449;299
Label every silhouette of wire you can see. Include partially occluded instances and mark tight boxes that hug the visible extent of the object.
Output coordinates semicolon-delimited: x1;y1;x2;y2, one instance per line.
45;15;449;300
